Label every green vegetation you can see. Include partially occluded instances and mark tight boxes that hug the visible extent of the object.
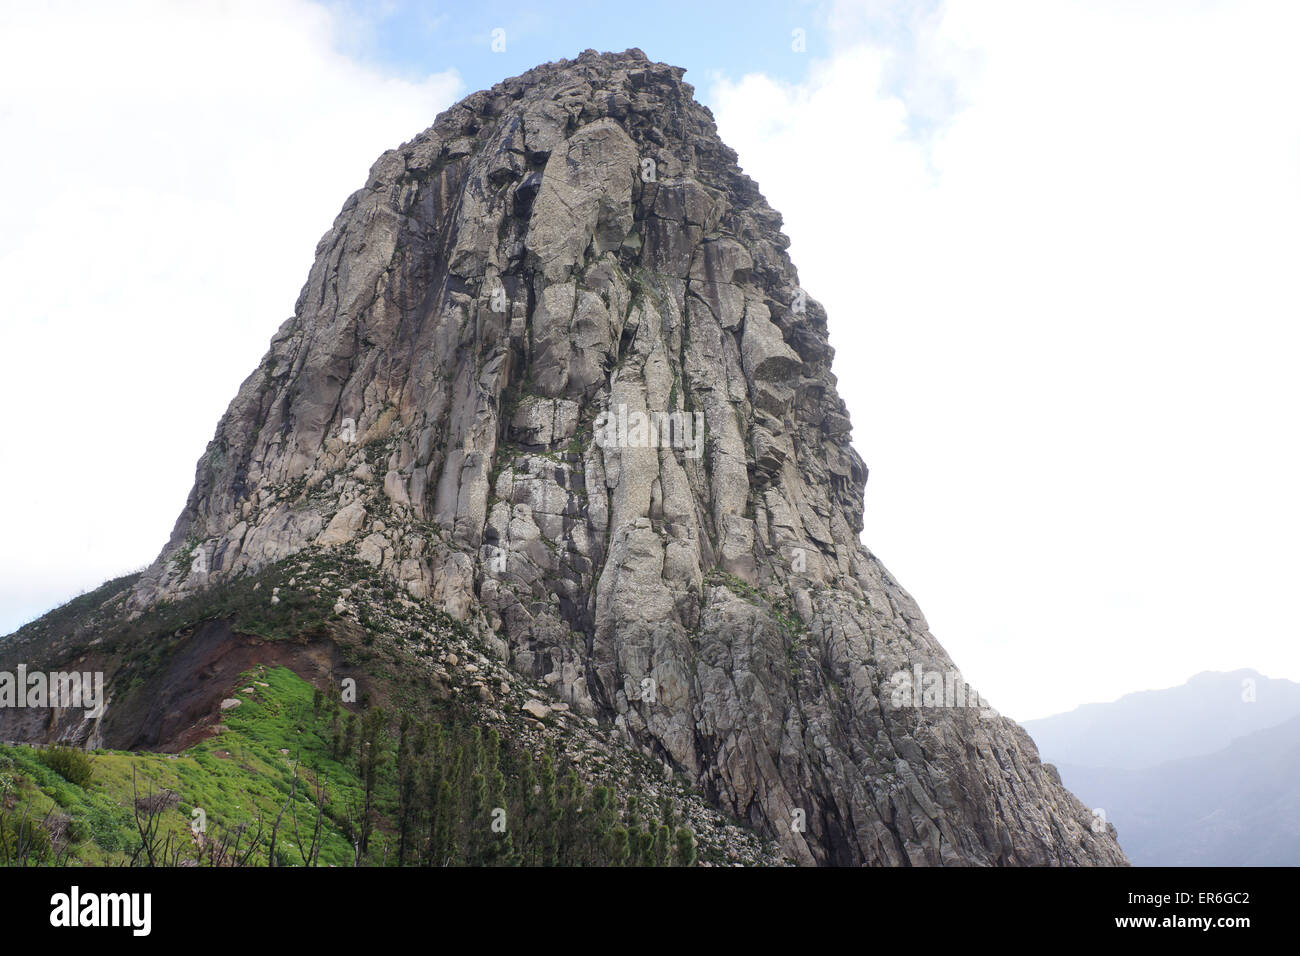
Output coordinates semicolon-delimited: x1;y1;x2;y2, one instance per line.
0;666;697;867
36;746;95;789
705;569;807;637
1;572;140;657
0;540;766;866
706;569;813;678
170;536;200;574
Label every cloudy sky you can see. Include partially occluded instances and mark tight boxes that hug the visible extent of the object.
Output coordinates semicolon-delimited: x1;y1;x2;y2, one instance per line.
2;0;1296;720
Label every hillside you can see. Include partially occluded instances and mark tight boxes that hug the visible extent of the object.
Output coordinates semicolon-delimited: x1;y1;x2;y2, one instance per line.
2;657;774;866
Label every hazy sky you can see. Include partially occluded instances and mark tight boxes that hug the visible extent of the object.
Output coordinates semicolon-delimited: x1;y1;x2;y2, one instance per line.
2;0;1296;720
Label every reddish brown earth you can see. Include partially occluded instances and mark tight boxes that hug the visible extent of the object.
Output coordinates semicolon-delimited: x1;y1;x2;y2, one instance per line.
1;620;349;752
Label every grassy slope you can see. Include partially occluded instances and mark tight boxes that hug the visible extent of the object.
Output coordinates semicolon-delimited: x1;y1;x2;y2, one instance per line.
1;666;362;866
1;550;785;867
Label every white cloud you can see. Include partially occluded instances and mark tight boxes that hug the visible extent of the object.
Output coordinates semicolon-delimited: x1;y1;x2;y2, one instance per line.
0;0;460;633
710;0;1300;718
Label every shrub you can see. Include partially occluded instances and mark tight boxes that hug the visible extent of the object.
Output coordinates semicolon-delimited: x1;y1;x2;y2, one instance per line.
37;745;95;789
0;810;52;864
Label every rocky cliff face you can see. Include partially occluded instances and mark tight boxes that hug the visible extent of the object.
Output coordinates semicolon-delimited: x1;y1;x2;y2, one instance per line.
125;49;1125;866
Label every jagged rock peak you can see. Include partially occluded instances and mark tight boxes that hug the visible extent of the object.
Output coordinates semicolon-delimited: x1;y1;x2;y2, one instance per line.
127;49;1127;866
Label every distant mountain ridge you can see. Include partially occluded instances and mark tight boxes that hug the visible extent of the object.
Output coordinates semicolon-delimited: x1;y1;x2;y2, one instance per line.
1023;669;1300;770
1024;669;1300;865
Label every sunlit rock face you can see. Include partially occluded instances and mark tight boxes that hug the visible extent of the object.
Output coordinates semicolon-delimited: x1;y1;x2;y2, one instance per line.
130;49;1127;866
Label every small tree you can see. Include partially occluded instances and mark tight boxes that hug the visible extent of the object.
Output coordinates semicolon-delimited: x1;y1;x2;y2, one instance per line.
467;771;488;863
432;778;455;865
356;708;387;857
486;767;515;866
674;826;697;867
655;824;671;867
38;745;94;789
610;825;631;866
